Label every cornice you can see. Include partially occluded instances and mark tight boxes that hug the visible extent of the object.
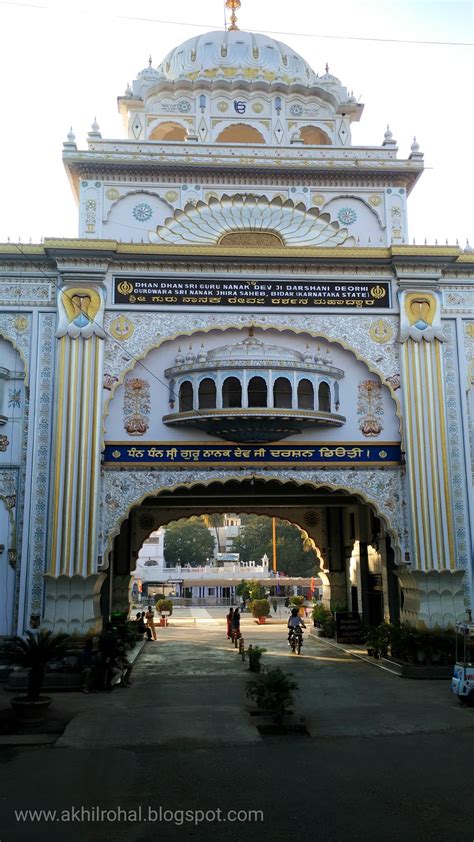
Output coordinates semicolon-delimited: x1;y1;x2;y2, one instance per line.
0;241;471;279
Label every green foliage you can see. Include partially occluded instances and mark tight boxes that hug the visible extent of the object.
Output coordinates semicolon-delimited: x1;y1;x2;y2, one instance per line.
319;615;336;638
156;599;173;616
363;622;456;664
163;516;216;567
248;581;266;601
12;631;70;701
249;599;270;618
114;620;142;648
236;580;251;601
312;603;336;637
246;667;299;723
290;595;305;607
248;645;266;672
231;515;319;576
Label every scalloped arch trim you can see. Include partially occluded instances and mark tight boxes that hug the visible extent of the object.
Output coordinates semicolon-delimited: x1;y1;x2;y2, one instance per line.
149;194;356;247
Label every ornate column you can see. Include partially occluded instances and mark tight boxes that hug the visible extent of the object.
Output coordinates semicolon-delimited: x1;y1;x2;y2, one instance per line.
398;289;465;626
43;281;107;632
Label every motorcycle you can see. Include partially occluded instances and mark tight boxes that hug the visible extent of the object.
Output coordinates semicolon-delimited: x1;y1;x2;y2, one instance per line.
289;626;304;654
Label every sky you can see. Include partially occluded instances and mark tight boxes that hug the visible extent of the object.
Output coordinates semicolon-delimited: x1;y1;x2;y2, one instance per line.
0;0;473;246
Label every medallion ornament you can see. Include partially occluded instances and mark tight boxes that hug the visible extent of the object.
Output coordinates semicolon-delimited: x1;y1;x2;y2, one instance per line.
370;319;394;344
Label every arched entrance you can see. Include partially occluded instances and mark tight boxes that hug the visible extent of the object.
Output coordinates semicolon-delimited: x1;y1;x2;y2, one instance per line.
103;477;401;626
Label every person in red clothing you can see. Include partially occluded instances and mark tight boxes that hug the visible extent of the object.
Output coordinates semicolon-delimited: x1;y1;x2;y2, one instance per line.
226;607;234;640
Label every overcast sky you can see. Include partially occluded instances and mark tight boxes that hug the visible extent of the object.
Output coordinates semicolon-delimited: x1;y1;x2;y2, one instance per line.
0;0;472;246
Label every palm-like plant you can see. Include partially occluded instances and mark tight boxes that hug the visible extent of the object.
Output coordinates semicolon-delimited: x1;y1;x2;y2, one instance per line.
12;631;70;701
246;667;299;724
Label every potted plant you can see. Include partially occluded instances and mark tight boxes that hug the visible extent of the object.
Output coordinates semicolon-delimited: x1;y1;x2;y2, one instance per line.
246;667;299;725
156;598;173;626
290;595;306;616
10;630;70;721
247;645;266;672
250;598;270;624
312;603;330;628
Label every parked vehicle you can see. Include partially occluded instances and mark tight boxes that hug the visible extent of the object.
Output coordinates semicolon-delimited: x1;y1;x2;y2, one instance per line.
451;622;474;705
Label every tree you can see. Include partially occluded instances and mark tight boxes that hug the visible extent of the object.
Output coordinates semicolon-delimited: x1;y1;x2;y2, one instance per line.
231;515;319;577
163;517;216;567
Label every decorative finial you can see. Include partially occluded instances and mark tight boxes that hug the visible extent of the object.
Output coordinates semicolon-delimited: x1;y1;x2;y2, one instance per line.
226;0;241;31
67;127;75;142
148;55;152;67
325;62;329;74
248;325;255;337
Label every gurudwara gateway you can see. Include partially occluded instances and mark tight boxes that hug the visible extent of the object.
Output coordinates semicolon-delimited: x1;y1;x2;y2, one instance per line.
1;9;473;635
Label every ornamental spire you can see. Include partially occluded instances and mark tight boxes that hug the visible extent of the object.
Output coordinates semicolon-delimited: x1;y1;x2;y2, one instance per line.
226;0;241;30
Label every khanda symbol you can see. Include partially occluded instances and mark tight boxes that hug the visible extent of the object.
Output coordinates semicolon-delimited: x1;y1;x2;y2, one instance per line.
234;100;246;114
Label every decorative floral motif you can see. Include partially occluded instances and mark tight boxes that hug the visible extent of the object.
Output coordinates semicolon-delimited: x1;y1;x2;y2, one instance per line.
446;321;471;594
357;379;384;437
132;203;153;223
337;207;357;226
100;468;406;563
177;100;192;113
103;312;400;390
0;434;9;451
123;378;150;436
28;312;55;617
8;388;21;408
289;103;304;116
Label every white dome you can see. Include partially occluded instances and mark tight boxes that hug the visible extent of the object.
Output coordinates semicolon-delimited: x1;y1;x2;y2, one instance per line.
208;336;303;364
156;30;318;87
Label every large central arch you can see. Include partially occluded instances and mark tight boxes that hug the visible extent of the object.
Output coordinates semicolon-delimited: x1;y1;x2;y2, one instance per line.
101;471;405;626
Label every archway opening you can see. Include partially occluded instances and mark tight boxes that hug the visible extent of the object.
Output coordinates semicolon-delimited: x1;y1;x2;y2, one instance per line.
149;122;187;142
198;378;217;409
222;376;242;408
248;376;267;407
105;477;399;630
298;379;314;410
273;377;292;409
215;124;265;144
318;381;331;412
179;381;193;412
300;125;332;145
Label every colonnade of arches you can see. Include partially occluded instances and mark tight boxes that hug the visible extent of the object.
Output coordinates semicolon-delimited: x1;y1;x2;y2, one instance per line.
176;376;333;413
148;121;332;145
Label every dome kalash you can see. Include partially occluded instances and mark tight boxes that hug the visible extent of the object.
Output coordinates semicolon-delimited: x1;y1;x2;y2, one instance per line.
163;332;345;443
120;21;362;149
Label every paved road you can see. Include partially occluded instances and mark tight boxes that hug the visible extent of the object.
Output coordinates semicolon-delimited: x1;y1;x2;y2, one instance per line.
1;615;473;842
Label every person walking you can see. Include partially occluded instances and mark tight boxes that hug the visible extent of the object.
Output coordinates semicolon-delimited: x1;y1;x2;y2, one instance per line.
145;605;157;641
226;607;234;640
232;607;241;640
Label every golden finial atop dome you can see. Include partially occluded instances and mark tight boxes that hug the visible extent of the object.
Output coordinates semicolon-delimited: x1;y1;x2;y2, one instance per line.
226;0;241;30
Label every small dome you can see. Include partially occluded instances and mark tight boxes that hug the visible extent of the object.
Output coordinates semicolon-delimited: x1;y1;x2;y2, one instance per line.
175;347;185;365
156;29;317;87
208;335;303;364
185;345;196;363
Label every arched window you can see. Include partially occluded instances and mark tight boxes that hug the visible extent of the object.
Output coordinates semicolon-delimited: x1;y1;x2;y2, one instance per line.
222;377;242;408
198;378;216;409
149;122;187;142
298;379;314;410
300;125;331;146
215;124;265;144
318;382;331;413
273;377;292;408
179;381;194;412
248;376;267;408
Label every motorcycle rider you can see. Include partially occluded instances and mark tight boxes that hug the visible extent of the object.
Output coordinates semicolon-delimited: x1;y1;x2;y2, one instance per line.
287;607;306;645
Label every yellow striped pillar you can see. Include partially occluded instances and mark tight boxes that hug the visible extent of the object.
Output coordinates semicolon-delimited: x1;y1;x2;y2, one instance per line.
399;290;463;626
43;284;106;632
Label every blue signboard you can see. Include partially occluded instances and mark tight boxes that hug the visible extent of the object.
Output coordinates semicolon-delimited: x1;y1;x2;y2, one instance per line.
103;442;401;467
